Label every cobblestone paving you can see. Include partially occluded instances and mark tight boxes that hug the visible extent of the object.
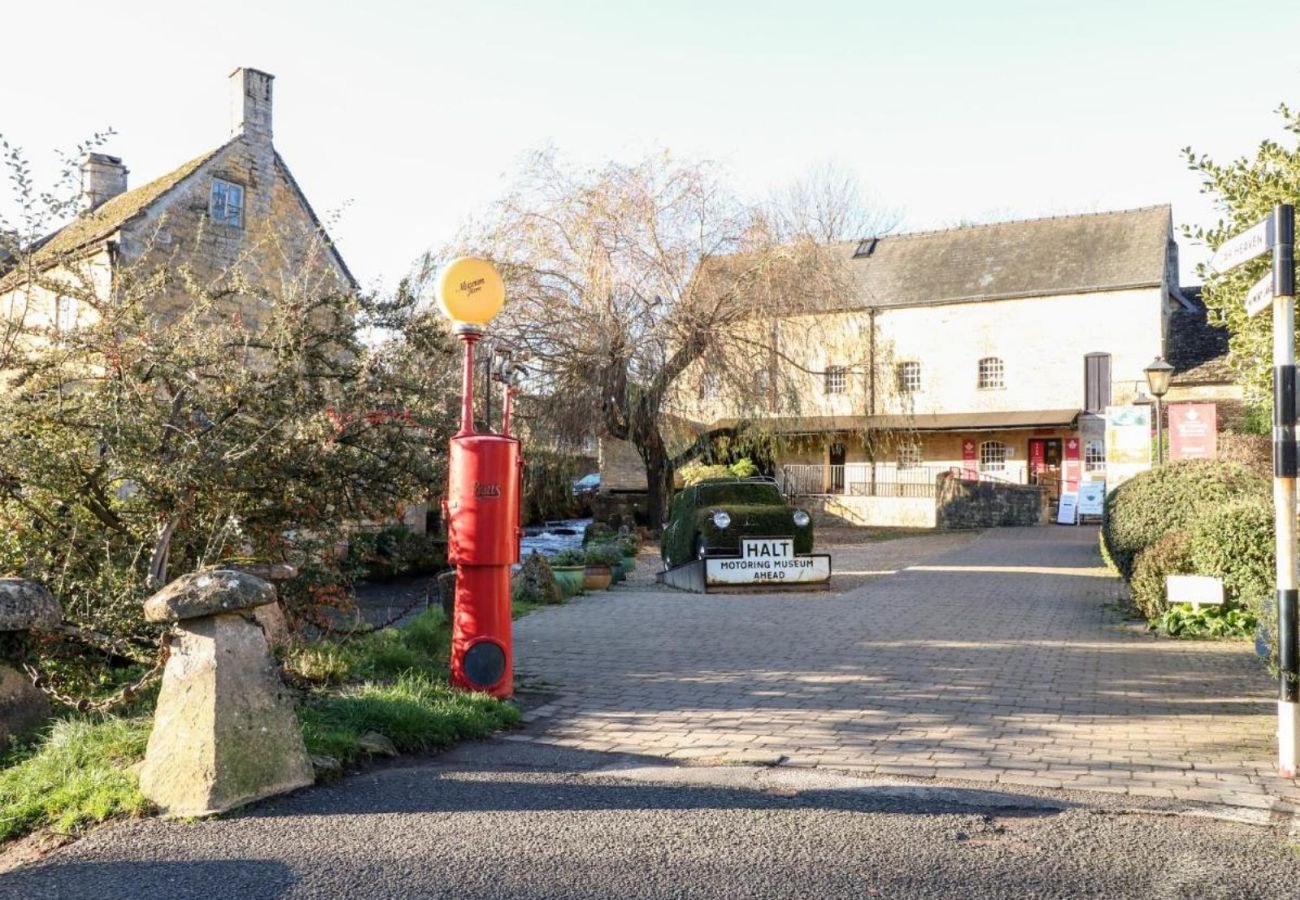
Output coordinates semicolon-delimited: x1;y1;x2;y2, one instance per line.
513;527;1300;813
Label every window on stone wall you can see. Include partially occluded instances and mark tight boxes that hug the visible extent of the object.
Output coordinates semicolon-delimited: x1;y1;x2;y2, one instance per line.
898;441;922;469
210;179;245;228
896;361;921;394
979;440;1007;473
1084;439;1106;472
978;357;1004;390
824;365;847;395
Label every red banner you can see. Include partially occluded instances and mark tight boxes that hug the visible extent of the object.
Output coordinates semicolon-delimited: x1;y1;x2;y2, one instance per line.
961;438;978;479
1064;436;1081;492
1169;404;1217;460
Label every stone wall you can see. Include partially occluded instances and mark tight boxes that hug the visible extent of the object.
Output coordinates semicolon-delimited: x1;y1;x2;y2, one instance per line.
807;495;937;528
936;473;1048;529
599;436;648;492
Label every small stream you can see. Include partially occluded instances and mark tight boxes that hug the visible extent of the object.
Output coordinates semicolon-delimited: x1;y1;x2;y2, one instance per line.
520;517;591;558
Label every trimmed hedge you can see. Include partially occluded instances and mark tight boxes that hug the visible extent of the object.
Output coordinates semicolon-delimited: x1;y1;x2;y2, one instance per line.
1188;497;1275;618
1129;529;1195;620
1101;460;1266;579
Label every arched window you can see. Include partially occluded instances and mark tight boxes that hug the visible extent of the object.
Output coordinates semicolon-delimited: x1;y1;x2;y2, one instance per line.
979;440;1007;473
978;357;1004;390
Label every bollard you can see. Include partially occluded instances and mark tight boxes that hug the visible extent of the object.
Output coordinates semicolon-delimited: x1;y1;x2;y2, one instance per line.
138;569;313;817
0;579;61;749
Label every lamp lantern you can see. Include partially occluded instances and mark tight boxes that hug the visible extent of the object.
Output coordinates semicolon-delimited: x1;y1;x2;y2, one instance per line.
436;256;506;333
1144;356;1175;465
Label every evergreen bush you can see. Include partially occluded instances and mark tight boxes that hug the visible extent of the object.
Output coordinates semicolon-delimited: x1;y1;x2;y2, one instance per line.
1129;529;1195;620
1188;497;1275;619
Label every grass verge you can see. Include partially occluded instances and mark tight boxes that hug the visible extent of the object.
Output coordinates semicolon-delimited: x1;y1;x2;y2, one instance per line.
1;604;527;846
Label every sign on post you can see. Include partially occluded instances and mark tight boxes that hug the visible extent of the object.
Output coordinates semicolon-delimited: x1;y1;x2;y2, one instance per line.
1169;404;1217;460
1209;217;1274;274
1246;273;1274;318
1104;405;1152;489
705;538;832;587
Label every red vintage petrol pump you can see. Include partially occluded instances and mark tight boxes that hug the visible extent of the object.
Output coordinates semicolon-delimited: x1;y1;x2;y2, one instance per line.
438;258;519;698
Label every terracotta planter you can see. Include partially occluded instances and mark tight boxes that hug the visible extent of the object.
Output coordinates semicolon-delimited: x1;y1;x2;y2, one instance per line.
552;566;586;597
583;564;613;591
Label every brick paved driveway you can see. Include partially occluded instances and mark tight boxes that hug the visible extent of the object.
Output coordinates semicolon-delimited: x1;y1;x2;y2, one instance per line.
513;527;1300;813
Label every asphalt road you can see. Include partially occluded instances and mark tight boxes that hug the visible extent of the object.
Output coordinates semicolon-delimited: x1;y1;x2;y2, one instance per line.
4;740;1299;900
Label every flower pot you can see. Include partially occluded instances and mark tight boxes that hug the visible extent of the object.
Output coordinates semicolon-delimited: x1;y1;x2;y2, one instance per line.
583;564;613;591
611;561;626;584
552;565;586;598
620;556;636;576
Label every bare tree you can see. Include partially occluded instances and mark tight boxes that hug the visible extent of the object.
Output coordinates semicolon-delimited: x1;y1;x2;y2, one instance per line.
764;160;900;243
426;149;883;526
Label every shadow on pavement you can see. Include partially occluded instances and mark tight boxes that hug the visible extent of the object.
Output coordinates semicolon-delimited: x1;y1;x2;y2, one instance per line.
0;858;296;900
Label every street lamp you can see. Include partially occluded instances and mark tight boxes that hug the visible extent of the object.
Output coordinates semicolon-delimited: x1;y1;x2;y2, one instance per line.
436;257;519;699
1144;356;1174;465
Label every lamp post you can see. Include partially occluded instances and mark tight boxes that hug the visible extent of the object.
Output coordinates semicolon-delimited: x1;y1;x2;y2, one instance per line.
436;257;519;699
1144;356;1174;465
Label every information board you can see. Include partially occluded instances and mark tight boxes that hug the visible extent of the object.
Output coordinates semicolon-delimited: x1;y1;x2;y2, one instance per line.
1056;493;1078;525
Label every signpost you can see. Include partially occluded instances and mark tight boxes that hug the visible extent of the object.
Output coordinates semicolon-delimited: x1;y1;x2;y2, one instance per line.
704;538;832;588
1212;204;1297;777
1169;404;1217;461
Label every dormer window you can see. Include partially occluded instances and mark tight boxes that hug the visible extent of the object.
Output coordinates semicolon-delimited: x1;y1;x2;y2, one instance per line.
210;179;244;227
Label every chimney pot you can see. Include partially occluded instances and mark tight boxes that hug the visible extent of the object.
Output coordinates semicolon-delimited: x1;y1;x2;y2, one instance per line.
230;68;274;142
79;153;129;214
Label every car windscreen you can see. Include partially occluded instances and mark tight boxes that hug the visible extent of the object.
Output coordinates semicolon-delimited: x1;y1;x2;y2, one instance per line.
693;482;784;507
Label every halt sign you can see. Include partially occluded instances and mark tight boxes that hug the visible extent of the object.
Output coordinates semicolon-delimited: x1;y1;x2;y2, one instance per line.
705;538;832;586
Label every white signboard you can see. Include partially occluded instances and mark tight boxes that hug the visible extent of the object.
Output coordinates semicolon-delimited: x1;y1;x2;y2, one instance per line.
1056;493;1078;525
1166;575;1224;611
1077;481;1106;516
1245;273;1274;318
1209;217;1273;273
706;538;831;586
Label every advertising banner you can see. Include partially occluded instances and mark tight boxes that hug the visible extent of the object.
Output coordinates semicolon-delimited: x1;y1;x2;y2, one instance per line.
961;438;978;479
1104;405;1151;489
1169;403;1217;461
1064;437;1081;492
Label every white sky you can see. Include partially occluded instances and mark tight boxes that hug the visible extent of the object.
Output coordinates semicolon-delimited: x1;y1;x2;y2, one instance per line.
4;0;1299;290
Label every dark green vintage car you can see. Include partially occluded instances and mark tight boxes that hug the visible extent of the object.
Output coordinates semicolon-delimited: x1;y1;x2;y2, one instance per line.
660;478;814;568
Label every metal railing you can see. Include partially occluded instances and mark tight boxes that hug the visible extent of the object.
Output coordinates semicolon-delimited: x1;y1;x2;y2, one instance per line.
780;464;949;499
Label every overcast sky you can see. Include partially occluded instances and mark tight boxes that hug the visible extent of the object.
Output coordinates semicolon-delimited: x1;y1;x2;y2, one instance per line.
4;0;1299;290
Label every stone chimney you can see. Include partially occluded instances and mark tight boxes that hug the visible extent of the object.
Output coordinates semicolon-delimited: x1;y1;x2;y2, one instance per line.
79;153;128;213
230;68;274;142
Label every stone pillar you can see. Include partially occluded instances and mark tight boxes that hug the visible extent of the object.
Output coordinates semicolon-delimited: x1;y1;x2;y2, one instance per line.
139;570;313;817
0;580;62;750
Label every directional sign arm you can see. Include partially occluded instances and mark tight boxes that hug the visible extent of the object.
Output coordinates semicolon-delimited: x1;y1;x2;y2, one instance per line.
1211;216;1274;274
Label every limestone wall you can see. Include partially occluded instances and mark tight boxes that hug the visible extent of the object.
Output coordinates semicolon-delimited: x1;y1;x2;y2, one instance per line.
936;474;1048;529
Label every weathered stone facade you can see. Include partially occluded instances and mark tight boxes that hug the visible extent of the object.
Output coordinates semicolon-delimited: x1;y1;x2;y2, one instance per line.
936;473;1048;530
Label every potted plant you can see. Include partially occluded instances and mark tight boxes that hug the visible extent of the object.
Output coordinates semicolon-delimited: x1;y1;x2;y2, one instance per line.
551;548;587;597
583;543;620;591
618;534;640;559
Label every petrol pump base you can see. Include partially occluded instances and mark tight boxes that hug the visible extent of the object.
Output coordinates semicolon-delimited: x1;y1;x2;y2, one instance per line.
450;565;513;699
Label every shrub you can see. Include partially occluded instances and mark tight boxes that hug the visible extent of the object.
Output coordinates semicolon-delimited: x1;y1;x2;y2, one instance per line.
1101;460;1266;579
1129;529;1195;620
584;543;624;567
551;548;587;567
1188;497;1275;618
1155;604;1258;639
510;552;563;605
583;522;617;546
345;525;447;582
679;457;760;486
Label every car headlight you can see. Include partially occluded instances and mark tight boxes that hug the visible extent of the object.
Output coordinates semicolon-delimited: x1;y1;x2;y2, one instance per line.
793;509;810;528
712;510;731;529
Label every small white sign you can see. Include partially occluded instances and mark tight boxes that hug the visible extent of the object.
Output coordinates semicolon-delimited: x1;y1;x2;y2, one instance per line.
1056;493;1078;525
1077;482;1105;516
1210;217;1273;274
1245;273;1274;318
741;538;795;561
706;554;831;585
1166;575;1224;611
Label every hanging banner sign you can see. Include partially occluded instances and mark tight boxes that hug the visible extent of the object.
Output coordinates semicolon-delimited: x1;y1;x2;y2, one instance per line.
1209;216;1273;273
1105;405;1151;489
961;438;978;479
1064;437;1081;492
1169;404;1218;460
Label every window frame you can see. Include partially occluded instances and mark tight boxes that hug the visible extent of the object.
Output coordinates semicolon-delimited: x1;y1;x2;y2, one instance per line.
1084;352;1112;413
824;365;847;396
1084;439;1106;472
210;178;245;228
979;440;1007;473
896;361;922;394
897;440;922;469
977;356;1004;390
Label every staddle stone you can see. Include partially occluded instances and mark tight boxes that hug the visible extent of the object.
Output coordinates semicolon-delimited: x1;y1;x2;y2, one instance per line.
0;663;50;750
138;612;313;817
0;579;62;632
144;570;275;623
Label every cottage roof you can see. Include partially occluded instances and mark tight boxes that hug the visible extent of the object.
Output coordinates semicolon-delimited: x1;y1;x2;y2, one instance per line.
837;205;1172;309
1168;290;1233;386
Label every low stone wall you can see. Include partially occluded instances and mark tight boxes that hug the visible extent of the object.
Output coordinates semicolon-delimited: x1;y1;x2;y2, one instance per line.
936;473;1048;529
807;495;937;529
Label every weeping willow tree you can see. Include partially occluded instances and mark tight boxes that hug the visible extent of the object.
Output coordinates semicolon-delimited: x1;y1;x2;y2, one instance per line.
418;151;890;525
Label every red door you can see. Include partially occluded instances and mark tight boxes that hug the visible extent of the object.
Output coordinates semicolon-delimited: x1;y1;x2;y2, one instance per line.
1028;439;1063;497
